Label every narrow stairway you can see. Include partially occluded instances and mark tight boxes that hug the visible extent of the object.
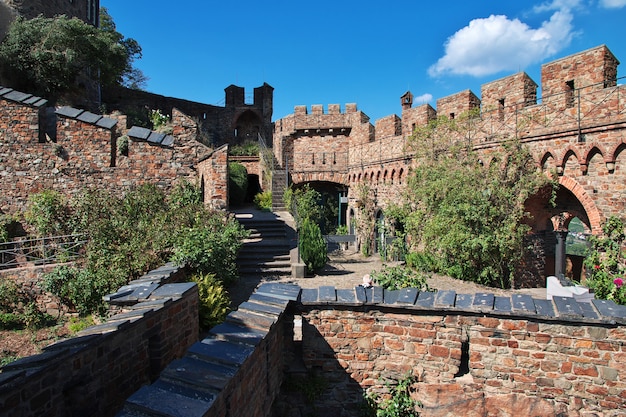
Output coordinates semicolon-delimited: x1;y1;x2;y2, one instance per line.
230;208;296;308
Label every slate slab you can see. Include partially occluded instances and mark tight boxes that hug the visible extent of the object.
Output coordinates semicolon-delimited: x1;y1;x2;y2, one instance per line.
209;322;267;346
355;286;367;303
300;288;319;303
56;106;83;118
239;301;283;316
578;302;599;320
592;299;626;320
396;288;418;305
4;90;31;103
248;292;291;308
434;290;456;308
256;283;300;301
77;111;102;124
384;289;399;305
554;296;583;317
125;382;214;417
512;294;535;313
161;135;175;147
494;296;512;313
226;310;276;330
472;293;495;310
147;131;166;144
162;357;237;391
188;338;254;367
319;286;336;302
415;291;436;308
534;299;556;318
96;117;117;129
127;126;152;140
336;289;356;303
455;294;473;309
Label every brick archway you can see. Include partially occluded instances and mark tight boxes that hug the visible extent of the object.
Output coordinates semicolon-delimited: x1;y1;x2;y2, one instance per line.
558;176;603;233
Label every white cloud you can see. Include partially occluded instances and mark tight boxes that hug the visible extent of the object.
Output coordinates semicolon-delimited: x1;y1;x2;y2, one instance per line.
428;8;575;77
599;0;626;8
414;93;433;104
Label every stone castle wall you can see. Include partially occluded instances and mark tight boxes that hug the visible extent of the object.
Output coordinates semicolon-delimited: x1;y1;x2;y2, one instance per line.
274;45;626;284
0;87;232;216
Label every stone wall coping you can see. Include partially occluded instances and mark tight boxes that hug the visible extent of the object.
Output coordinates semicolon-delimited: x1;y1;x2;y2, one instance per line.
0;85;47;108
116;282;300;416
127;125;174;148
299;285;626;325
55;105;117;130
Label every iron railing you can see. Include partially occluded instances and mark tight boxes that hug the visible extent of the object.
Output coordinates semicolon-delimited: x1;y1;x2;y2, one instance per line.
0;234;87;269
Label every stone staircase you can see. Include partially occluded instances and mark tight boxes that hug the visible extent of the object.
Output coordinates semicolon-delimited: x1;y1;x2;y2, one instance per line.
231;209;296;308
271;168;288;211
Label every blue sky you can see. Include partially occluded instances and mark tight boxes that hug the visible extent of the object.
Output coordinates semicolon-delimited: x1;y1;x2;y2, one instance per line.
103;0;626;122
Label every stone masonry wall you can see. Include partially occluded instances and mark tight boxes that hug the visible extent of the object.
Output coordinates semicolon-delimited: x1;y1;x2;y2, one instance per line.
0;264;198;417
0;87;214;216
197;144;229;210
298;286;626;417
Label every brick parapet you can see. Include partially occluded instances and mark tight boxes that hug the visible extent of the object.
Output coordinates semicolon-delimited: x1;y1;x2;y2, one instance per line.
298;285;626;416
0;263;198;417
116;282;300;417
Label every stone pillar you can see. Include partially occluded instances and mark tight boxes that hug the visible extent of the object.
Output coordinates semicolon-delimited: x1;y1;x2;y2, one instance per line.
554;230;568;279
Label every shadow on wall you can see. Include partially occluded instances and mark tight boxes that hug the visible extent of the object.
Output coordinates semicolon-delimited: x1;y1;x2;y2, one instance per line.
270;316;367;417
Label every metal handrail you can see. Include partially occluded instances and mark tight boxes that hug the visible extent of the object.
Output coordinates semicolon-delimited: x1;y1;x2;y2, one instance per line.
0;233;87;269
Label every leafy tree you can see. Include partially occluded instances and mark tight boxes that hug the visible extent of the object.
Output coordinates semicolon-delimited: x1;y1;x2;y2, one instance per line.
394;112;555;288
0;9;144;100
24;190;71;236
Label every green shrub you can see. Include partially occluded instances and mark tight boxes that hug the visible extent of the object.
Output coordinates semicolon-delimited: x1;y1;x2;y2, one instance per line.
22;302;55;329
117;135;129;155
335;224;349;235
253;191;272;211
228;162;249;206
67;315;96;333
299;218;327;273
583;216;626;304
171;213;247;284
0;312;23;330
24;190;70;236
370;265;432;292
42;265;115;316
230;140;259;156
0;279;18;312
363;373;422;417
191;273;230;329
405;252;437;272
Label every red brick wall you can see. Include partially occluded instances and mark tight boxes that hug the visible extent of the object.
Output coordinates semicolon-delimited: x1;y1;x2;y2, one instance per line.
302;307;626;416
0;280;198;417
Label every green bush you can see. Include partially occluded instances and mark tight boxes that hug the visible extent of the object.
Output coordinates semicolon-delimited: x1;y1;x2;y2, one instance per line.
0;312;23;330
191;273;230;329
24;190;70;236
299;218;327;273
405;252;438;272
363;373;422;417
171;212;247;284
370;265;432;291
228;162;249;206
230;140;259;156
35;183;246;316
583;216;626;304
253;191;272;211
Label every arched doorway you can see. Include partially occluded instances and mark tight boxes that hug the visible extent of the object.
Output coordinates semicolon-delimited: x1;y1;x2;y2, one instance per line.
233;110;263;145
522;178;599;287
